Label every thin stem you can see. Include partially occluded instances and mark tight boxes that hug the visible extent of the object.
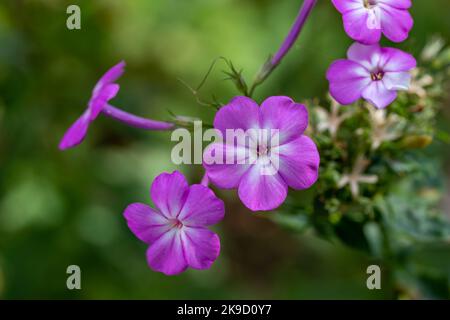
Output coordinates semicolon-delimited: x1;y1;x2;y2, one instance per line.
248;0;317;97
102;104;174;131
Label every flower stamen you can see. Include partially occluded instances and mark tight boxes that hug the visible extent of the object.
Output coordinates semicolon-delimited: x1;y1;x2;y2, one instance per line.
363;0;377;9
371;71;384;81
169;219;184;229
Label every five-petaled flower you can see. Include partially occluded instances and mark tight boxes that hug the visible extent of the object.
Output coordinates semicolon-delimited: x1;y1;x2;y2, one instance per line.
327;42;416;109
203;96;320;212
124;171;225;275
331;0;413;44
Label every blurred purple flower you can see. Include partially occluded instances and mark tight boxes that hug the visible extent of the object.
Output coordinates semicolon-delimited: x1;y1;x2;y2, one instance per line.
203;96;320;212
331;0;413;44
327;42;416;109
124;171;225;276
59;61;173;150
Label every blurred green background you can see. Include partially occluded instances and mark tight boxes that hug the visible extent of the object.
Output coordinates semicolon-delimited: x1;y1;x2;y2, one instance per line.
0;0;449;299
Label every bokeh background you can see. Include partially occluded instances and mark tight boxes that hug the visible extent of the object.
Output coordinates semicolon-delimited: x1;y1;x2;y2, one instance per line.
0;0;449;299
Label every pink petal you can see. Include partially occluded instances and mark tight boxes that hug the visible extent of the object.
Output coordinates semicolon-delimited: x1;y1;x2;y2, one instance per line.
181;227;220;270
379;47;417;72
347;42;382;70
238;163;288;211
123;203;170;244
93;61;126;95
146;229;188;275
203;142;252;189
342;8;382;44
213;96;260;136
89;83;120;119
177;185;225;226
58;112;90;150
362;81;397;109
327;59;371;105
274;136;320;190
383;71;412;91
150;171;189;219
331;0;363;14
260;96;309;145
378;0;411;9
379;5;413;43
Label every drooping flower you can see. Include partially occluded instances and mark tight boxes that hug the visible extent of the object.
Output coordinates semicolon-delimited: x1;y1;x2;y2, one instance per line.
123;171;225;275
327;42;416;109
203;96;320;212
59;61;173;150
331;0;413;44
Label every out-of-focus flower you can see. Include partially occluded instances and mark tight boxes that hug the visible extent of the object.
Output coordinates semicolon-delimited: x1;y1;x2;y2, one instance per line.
59;61;173;150
367;105;404;150
338;155;378;198
203;96;320;212
409;69;434;99
331;0;413;44
124;171;225;275
314;95;353;139
421;37;445;62
327;43;416;109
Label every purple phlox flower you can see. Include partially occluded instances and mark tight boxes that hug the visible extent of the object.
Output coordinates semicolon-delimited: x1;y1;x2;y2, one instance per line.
338;155;378;198
331;0;413;44
203;96;320;212
124;171;225;275
59;61;173;150
327;42;417;109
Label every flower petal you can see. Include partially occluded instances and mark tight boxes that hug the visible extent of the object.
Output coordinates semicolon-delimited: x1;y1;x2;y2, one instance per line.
203;142;252;189
379;47;417;72
89;83;120;119
378;0;411;9
327;59;371;105
342;8;382;44
93;61;126;95
331;0;363;14
347;42;382;70
58;112;90;150
379;5;413;43
123;203;170;244
146;229;188;275
150;171;189;219
274;136;320;190
238;162;288;211
213;96;260;136
383;71;412;91
260;96;308;145
362;81;397;109
177;185;225;226
181;227;220;270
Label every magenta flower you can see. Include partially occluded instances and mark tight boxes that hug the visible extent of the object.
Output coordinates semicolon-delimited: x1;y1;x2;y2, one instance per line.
203;96;320;212
331;0;413;44
124;171;225;275
327;43;416;109
59;61;173;150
